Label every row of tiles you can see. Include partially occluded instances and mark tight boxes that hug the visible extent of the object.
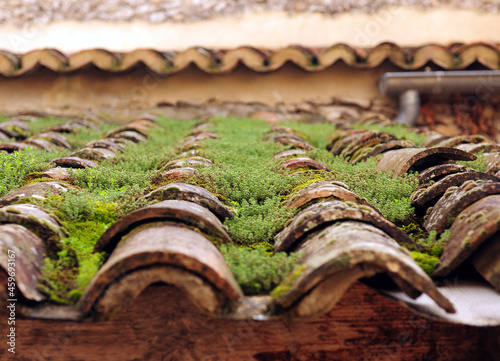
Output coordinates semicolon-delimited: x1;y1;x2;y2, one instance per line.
1;42;500;76
0;115;162;306
265;120;500;324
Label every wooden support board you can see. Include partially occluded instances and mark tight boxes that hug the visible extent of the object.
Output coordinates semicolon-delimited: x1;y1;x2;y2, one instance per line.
3;282;498;361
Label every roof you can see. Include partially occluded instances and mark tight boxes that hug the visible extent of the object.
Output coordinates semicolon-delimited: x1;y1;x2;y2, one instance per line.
1;112;500;326
1;42;500;77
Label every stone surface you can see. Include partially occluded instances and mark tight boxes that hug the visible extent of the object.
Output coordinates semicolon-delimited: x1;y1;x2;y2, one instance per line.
2;0;500;26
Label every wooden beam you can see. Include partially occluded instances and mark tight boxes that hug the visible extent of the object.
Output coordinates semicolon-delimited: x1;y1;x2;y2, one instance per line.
6;282;498;360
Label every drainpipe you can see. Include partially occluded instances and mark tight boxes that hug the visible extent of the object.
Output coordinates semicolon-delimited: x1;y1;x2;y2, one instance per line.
379;70;500;126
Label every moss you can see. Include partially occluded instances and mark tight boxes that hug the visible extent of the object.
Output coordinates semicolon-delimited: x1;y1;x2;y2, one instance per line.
219;243;302;295
445;217;456;229
288;177;325;196
461;237;472;248
430;245;444;257
0;148;69;197
458;151;489;172
410;252;440;276
22;177;65;186
399;222;427;244
270;264;307;299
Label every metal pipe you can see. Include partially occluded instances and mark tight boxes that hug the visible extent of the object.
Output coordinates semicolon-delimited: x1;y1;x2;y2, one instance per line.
380;70;500;96
379;70;500;126
394;89;420;125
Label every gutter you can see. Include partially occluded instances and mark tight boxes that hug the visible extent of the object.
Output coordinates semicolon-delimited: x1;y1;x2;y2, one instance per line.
379;70;500;126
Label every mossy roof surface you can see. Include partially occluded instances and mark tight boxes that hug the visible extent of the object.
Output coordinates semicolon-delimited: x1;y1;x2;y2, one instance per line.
0;113;498;322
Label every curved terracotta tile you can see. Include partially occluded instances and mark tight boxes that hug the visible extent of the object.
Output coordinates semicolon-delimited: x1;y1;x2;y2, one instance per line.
272;134;313;150
350;140;415;164
418;164;473;186
470;232;500;291
47;122;88;134
80;223;242;315
274;200;415;252
267;46;319;71
120;49;175;73
161;167;196;179
172;47;220;72
274;149;307;159
176;133;216;151
0;50;20;76
24;138;55;151
0;142;37;152
69;49;121;71
20;49;68;74
145;182;235;220
317;44;360;69
104;123;150;138
485;152;500;174
356;114;393;126
424;180;500;233
50;156;98;169
41;167;73;182
375;147;476;178
273;221;454;317
410;172;499;210
0;224;46;302
434;195;500;277
457;43;500;69
0;181;71;206
83;139;125;152
177;149;202;158
164;158;212;170
338;131;397;160
423;134;450;148
0;120;29;140
282;157;330;171
411;45;455;69
433;135;486;148
364;42;406;68
456;143;500;154
94;200;232;256
220;47;269;72
0;204;64;257
0;132;10;141
33;132;73;150
269;125;299;136
285;180;372;210
72;147;116;161
327;128;367;153
109;130;146;143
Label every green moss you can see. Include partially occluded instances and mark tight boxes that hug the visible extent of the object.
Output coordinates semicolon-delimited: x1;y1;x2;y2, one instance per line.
193;117;305;244
270;264;307;299
410;251;440;276
462;237;472;248
0;148;69;196
288;177;326;196
219;243;302;295
458;151;489;172
22;177;64;186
